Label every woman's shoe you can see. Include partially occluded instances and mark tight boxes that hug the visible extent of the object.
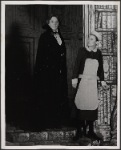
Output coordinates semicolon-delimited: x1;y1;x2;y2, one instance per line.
87;131;102;141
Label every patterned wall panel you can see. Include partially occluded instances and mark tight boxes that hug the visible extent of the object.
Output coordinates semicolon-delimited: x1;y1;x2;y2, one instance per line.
98;86;111;125
95;5;117;141
103;55;117;82
87;5;117;141
100;32;117;54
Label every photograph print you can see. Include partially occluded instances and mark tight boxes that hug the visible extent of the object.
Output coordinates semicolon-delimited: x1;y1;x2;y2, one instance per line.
1;1;120;149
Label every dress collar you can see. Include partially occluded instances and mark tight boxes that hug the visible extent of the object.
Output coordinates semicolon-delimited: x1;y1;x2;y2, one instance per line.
85;46;97;52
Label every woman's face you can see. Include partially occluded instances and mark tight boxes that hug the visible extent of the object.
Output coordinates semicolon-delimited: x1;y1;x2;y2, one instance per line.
48;16;59;31
87;35;97;47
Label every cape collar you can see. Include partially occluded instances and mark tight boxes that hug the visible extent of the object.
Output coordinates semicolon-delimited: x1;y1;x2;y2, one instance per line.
43;24;59;34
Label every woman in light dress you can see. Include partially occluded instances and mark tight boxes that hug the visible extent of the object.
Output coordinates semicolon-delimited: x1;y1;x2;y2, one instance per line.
72;31;108;141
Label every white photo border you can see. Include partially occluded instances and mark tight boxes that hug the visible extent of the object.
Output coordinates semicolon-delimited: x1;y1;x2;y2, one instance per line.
1;1;120;149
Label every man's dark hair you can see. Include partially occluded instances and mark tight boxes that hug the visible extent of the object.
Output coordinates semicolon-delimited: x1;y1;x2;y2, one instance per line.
46;14;60;24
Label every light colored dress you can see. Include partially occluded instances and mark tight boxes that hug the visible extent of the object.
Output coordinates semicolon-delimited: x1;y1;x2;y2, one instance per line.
75;58;99;110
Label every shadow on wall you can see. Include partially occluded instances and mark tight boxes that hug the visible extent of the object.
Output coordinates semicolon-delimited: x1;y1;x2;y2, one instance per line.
5;5;49;130
5;22;32;128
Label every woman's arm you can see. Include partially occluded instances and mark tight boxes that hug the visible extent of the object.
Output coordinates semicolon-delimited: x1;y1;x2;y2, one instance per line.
97;50;108;90
97;50;104;81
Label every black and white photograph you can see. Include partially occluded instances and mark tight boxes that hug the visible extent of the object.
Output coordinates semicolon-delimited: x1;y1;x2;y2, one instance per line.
1;1;120;149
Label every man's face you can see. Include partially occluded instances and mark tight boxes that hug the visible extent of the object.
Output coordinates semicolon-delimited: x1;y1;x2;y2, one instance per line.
48;17;59;31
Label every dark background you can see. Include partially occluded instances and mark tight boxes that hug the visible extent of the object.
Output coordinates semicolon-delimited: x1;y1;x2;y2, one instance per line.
5;5;83;128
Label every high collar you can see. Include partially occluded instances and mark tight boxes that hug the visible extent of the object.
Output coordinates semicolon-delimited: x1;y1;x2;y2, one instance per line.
42;24;60;34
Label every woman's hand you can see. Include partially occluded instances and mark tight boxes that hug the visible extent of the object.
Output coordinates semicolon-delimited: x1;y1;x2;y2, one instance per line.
101;81;109;90
72;78;78;88
72;83;77;88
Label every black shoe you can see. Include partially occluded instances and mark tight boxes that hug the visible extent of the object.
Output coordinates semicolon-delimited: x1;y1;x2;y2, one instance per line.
73;131;84;141
73;134;80;141
87;131;101;141
82;128;87;137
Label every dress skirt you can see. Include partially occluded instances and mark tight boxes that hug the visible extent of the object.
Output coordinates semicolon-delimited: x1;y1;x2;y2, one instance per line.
74;58;99;121
77;109;98;121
